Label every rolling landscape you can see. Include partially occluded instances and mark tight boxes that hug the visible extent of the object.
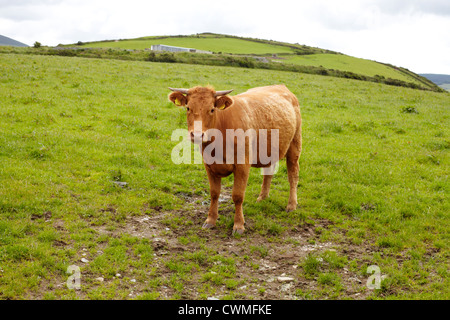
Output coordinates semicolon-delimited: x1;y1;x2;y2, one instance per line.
0;33;448;300
76;33;441;91
1;33;442;92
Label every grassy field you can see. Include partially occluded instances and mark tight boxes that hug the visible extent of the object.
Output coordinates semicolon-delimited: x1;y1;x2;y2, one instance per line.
0;52;449;300
83;37;295;55
285;54;422;85
2;45;437;92
76;33;437;90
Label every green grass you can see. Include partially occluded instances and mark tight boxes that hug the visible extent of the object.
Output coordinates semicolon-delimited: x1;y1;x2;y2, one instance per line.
83;36;295;55
74;33;437;89
0;43;440;92
285;54;423;85
0;52;449;300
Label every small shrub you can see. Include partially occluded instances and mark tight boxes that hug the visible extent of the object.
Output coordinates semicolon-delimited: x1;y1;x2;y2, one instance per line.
158;53;176;63
55;49;77;57
110;169;124;182
146;52;176;63
400;210;415;220
29;146;50;160
401;106;418;114
237;57;255;68
318;68;329;75
33;41;41;48
146;52;156;61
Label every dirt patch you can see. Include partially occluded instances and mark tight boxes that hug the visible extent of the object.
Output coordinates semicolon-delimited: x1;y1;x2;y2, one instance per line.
43;190;380;300
89;202;376;299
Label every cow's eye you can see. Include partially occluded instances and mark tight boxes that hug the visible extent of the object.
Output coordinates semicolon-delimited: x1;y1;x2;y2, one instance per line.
186;107;190;111
210;109;215;113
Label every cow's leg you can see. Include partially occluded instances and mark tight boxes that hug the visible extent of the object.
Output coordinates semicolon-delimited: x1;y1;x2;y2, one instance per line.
285;134;301;212
257;166;274;202
232;164;250;235
203;169;221;229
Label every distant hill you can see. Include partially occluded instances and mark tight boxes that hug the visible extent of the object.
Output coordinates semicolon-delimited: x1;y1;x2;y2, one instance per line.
74;33;439;91
420;74;450;85
420;74;450;91
0;35;29;47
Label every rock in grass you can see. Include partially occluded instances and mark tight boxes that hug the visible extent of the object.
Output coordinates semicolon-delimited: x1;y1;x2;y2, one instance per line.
112;181;128;188
277;276;295;282
81;258;89;263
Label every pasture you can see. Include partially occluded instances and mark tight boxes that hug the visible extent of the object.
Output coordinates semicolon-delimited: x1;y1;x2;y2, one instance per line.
83;36;296;55
0;52;448;299
284;54;424;85
77;33;437;90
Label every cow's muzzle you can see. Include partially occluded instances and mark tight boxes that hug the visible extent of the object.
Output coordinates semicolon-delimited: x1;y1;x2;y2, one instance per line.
190;131;205;143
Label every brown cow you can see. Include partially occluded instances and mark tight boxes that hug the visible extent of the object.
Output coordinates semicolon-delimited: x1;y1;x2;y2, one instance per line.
168;85;302;234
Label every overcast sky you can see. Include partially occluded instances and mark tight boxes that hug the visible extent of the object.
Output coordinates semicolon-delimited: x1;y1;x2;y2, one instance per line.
1;0;449;74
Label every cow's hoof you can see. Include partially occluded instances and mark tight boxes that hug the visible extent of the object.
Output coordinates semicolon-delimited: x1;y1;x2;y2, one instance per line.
232;228;245;235
202;223;215;229
285;205;297;212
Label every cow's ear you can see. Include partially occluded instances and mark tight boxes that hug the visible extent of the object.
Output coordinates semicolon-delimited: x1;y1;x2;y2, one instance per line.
168;92;187;107
215;96;233;110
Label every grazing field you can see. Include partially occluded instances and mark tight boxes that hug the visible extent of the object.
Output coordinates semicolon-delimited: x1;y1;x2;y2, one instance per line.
0;53;448;300
83;36;296;55
284;54;424;85
77;34;436;90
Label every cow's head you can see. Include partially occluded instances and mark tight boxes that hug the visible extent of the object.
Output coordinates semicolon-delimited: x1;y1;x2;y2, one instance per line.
168;86;233;143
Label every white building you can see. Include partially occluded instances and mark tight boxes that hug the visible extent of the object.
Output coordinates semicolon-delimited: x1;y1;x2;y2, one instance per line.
151;44;212;54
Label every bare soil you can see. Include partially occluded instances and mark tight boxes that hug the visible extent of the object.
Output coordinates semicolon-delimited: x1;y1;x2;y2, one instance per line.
86;194;379;300
32;189;383;300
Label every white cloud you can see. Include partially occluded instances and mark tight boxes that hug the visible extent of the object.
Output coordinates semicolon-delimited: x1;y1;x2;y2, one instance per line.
368;0;450;16
0;0;449;73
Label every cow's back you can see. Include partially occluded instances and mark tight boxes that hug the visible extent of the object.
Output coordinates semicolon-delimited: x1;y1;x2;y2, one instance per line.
216;85;301;164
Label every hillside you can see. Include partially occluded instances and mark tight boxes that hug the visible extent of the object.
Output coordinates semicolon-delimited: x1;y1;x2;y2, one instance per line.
0;35;29;47
76;33;439;91
82;33;332;55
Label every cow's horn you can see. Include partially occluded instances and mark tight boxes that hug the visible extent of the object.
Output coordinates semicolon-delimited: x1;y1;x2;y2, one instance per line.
215;89;233;96
168;87;189;94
